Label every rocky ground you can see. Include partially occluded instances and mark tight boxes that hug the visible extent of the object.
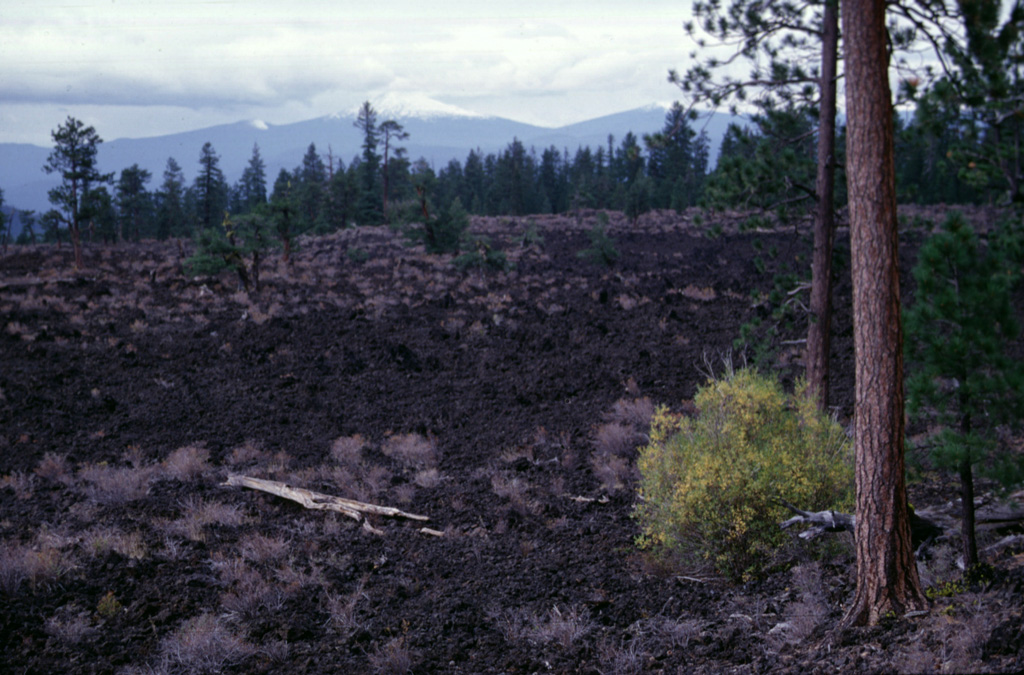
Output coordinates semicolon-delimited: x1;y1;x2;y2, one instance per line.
1;208;1022;674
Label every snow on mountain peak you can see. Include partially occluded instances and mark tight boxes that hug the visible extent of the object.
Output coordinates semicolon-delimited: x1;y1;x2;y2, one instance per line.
249;119;269;130
337;93;487;121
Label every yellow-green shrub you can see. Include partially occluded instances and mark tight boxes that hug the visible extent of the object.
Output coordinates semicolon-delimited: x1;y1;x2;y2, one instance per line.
634;367;853;580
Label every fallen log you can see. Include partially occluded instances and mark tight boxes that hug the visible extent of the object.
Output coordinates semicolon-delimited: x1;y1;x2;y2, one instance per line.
778;500;944;548
223;474;430;533
779;501;855;539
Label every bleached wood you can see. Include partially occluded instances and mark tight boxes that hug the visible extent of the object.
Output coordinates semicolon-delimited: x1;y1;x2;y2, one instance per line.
223;474;429;522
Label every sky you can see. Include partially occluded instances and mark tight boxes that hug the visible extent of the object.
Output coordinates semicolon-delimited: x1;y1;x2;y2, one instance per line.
0;0;702;145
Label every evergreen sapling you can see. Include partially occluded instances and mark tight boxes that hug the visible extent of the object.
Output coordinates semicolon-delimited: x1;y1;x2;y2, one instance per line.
904;211;1024;568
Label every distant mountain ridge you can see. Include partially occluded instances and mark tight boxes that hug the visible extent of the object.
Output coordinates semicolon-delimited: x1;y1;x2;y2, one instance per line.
0;103;742;227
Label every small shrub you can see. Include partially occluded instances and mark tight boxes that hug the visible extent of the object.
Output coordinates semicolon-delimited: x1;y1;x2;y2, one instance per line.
408;197;469;254
96;591;123;618
347;247;370;263
634;366;853;581
518;221;545;248
577;221;620;267
454;235;510;272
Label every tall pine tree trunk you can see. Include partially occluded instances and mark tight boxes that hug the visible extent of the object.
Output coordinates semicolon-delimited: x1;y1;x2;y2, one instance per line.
841;0;929;627
70;222;83;269
806;0;839;410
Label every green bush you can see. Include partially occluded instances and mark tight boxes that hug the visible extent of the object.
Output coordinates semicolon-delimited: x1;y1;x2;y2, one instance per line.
454;235;510;272
407;197;469;254
634;366;853;581
576;221;620;267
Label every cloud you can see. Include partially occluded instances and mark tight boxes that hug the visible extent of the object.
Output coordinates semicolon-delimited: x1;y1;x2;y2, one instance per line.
0;0;696;141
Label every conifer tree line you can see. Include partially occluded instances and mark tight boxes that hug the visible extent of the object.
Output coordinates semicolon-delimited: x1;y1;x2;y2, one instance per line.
19;84;1017;252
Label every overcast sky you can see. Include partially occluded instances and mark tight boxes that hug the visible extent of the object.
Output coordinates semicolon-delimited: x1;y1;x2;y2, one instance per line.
0;0;703;145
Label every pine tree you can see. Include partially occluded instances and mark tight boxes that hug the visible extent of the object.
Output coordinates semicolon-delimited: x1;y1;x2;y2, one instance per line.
905;212;1024;568
238;143;267;213
156;158;187;240
115;164;152;242
675;0;841;409
645;102;700;211
269;169;298;262
929;0;1024;204
43;116;114;268
841;0;928;627
193;142;228;232
379;120;410;222
295;143;327;231
354;101;382;224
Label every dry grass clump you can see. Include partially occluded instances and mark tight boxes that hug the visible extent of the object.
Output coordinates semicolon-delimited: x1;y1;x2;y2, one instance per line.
590;421;641;493
1;471;35;500
588;397;654;494
77;463;155;505
226;440;269;468
324;576;369;636
211;551;304;623
81;526;147;560
413;468;442;488
44;607;97;644
0;540;70;593
491;473;539;516
605;396;655;432
160;613;255;672
368;637;415;675
495;604;593;648
382;433;438;471
162;444;211;481
330;434;367;467
167;497;246;542
34;452;73;485
593;422;638;458
768;563;829;647
238;533;290;565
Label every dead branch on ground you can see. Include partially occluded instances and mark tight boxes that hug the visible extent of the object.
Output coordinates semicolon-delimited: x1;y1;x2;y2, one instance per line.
223;474;430;535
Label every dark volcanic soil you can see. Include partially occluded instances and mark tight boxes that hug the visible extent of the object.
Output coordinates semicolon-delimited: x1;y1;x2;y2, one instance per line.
1;209;1022;674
